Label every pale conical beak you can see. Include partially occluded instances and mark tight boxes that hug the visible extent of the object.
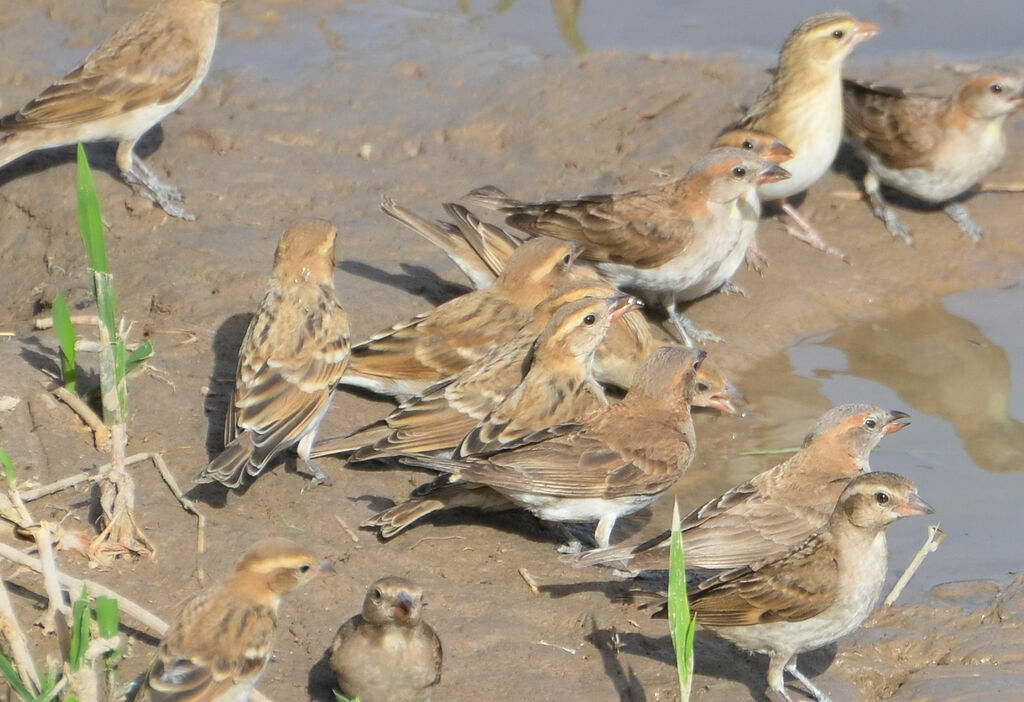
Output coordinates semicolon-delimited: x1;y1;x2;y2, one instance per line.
897;492;934;517
851;20;881;46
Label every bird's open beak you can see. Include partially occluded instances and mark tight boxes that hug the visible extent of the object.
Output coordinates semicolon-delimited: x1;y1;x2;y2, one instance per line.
708;382;744;416
315;560;337;579
607;295;644;324
883;410;911;434
390;591;415;620
897;492;934;517
851;20;881;46
756;162;791;185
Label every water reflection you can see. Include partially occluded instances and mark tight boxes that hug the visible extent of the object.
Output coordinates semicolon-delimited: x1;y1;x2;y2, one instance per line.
811;299;1024;474
458;0;586;53
433;0;1024;58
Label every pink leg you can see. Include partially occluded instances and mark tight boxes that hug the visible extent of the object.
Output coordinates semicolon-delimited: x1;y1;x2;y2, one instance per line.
778;200;847;261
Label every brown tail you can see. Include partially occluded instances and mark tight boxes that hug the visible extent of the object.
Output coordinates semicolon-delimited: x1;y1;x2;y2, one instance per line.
195;433;255;488
380;194;497;290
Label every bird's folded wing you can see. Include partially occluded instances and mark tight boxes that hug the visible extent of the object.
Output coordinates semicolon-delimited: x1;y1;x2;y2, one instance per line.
0;16;203;131
843;79;945;168
689;534;838;626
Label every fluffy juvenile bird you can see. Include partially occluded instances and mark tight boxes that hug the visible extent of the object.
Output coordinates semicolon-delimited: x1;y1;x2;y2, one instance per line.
339;236;579;400
316;290;638;462
363;346;703;550
0;0;223;220
138;538;334;701
574;404;908;572
329;577;442;702
466;147;789;345
196;219;350;489
378;197;742;405
686;472;933;702
843;73;1024;244
732;11;879;257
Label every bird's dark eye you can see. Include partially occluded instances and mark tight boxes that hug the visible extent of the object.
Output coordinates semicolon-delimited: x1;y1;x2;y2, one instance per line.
832;29;845;39
583;314;596;325
990;82;1004;94
561;253;573;265
741;139;754;150
298;563;311;574
697;381;710;392
373;588;383;601
875;491;890;505
864;418;877;429
731;166;747;178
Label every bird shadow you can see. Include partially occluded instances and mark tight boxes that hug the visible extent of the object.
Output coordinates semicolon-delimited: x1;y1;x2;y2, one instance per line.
584;617;650;702
185;454;317;508
203;312;252;462
307;646;339;702
350;496;596;550
337;260;469;307
0;127;164;189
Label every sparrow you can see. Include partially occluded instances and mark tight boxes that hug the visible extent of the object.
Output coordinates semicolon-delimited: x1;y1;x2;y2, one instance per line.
377;197;743;406
329;577;442;702
315;290;639;462
466;148;789;345
196;219;350;489
363;345;703;550
731;11;879;258
712;128;794;274
0;0;223;220
339;236;580;400
573;404;909;572
138;537;335;702
685;472;933;702
843;73;1024;244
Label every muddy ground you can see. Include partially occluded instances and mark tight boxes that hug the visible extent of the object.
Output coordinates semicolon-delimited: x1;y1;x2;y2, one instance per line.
0;1;1022;700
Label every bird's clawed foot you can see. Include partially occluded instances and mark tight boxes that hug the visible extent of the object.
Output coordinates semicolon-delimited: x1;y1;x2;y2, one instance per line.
122;154;195;220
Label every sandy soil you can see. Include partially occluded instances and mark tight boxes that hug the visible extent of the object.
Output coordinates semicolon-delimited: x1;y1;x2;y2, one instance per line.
0;1;1022;700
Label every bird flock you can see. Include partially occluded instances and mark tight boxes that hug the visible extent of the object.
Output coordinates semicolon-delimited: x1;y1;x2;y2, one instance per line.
2;2;1017;701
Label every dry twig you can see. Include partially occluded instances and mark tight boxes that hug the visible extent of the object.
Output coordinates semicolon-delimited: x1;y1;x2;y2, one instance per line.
883;524;945;607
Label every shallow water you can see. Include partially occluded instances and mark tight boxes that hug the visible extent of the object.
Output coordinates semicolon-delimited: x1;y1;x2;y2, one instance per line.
661;279;1024;600
400;0;1024;59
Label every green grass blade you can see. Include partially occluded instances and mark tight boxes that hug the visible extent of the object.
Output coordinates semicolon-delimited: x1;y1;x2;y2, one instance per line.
334;693;361;702
76;145;106;273
69;588;92;672
51;293;77;393
0;445;15;487
95;596;119;639
125;340;154;373
0;650;33;701
668;500;696;700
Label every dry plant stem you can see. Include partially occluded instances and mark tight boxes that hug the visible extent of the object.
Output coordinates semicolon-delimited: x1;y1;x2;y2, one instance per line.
42;380;110;447
518;568;540;596
883;524;945;607
977;180;1024;192
0;578;42;693
93;424;153;560
16;453;151;502
33;315;102;331
0;541;167;635
4;484;70;632
150;453;206;554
